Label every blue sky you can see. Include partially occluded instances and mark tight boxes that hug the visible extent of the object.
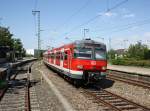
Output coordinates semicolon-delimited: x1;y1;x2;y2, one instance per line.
0;0;150;50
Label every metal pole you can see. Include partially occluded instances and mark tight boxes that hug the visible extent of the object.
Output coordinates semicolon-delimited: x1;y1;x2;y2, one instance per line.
32;10;41;59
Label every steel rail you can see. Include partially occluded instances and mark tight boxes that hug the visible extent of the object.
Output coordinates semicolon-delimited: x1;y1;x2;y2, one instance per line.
0;70;19;101
84;89;122;111
25;70;31;111
103;89;150;111
107;74;150;89
0;86;7;101
82;88;150;111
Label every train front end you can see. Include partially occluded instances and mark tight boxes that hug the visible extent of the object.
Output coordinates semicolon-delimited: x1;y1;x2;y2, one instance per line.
72;39;107;84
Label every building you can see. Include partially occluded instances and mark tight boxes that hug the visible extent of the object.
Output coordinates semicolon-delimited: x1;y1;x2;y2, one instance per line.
114;49;126;59
26;49;34;56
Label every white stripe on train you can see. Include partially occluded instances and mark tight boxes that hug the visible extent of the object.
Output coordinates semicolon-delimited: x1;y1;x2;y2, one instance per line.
44;60;83;75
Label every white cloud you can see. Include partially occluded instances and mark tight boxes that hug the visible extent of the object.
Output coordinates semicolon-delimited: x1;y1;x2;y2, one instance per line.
120;8;135;19
98;11;117;17
123;14;135;18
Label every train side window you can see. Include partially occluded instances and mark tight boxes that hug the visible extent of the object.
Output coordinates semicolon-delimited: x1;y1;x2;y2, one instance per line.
56;52;58;59
54;53;56;59
60;53;63;60
56;52;60;60
64;52;67;60
48;54;50;58
51;53;54;59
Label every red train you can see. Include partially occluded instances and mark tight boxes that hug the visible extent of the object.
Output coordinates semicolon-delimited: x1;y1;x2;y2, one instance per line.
43;39;107;86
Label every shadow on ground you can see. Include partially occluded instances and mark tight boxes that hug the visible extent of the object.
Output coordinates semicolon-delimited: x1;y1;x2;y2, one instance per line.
7;73;39;94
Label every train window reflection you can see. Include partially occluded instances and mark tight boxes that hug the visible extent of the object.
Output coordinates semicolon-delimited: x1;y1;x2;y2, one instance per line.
74;48;92;59
95;48;106;60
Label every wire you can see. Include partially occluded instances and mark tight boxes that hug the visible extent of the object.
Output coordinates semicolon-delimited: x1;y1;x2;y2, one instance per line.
97;19;150;36
62;0;128;37
56;0;91;30
108;0;128;11
91;18;150;33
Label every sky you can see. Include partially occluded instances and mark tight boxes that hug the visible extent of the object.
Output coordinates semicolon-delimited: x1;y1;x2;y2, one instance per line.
0;0;150;50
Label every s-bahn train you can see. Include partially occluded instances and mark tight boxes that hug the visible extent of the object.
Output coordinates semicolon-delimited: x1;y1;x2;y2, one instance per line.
43;39;107;86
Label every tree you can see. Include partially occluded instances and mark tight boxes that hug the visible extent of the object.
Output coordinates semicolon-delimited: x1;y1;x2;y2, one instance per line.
126;42;149;60
107;49;116;60
144;49;150;59
22;48;26;57
13;38;23;58
0;26;25;59
0;27;13;47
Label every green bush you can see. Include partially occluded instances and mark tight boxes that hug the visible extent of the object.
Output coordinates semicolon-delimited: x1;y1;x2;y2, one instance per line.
111;59;150;67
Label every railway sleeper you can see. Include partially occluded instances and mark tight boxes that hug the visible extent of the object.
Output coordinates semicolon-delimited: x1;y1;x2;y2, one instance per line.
112;102;131;106
108;100;126;103
103;97;118;100
118;106;140;111
97;94;113;97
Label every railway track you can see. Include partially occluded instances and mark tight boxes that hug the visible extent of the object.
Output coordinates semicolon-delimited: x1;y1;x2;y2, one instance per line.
107;74;150;89
0;63;32;111
82;86;150;111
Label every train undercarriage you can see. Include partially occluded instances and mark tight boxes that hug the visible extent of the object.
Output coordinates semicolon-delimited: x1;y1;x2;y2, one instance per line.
73;70;106;87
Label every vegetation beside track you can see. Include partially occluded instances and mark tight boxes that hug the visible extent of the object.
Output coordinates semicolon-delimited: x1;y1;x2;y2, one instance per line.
110;59;150;67
108;42;150;67
0;26;26;61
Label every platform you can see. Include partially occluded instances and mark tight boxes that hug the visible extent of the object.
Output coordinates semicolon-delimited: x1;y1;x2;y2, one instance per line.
107;64;150;77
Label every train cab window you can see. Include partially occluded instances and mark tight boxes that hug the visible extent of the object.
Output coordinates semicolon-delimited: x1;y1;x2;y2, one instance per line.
64;52;68;60
95;48;106;60
74;47;92;59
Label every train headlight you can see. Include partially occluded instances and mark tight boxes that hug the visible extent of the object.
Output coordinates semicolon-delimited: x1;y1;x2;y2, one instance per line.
101;66;107;70
77;65;83;69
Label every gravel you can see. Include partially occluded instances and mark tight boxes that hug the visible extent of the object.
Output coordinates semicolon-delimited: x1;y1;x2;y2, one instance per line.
30;62;65;111
33;61;150;110
103;79;150;108
36;61;106;111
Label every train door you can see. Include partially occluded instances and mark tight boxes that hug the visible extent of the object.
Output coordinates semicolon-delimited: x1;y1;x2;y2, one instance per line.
63;49;71;71
54;50;56;65
60;48;64;68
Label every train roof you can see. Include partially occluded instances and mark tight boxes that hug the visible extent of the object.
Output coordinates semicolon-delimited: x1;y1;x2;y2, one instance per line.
44;38;106;54
74;38;106;46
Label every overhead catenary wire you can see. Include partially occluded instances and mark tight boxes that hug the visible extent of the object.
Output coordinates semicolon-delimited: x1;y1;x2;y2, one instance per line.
91;18;150;33
61;0;128;37
56;0;91;30
96;18;150;36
